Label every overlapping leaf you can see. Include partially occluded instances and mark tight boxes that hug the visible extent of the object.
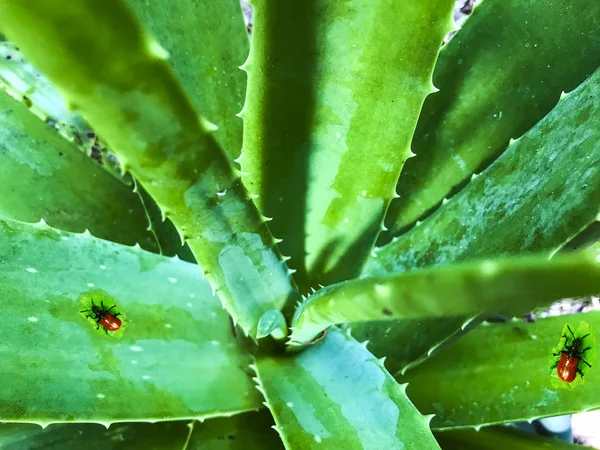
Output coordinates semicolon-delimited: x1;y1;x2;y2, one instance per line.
402;312;600;429
384;0;600;235
254;327;439;449
0;0;300;337
0;218;261;423
241;0;454;288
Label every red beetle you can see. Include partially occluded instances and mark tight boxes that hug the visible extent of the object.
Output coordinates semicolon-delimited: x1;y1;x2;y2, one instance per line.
551;325;591;383
81;300;122;333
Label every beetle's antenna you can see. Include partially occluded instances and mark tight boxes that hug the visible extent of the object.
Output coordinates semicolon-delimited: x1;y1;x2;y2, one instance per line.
567;325;575;337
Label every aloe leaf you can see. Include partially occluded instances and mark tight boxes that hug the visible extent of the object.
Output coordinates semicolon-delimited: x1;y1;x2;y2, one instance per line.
0;40;76;128
135;180;196;262
0;411;283;449
290;249;600;345
0;0;300;337
0;90;161;253
241;0;455;288
127;0;248;159
401;311;600;430
0;422;190;449
434;426;588;449
384;0;600;234
366;65;600;276
254;327;439;449
0;218;261;423
187;410;284;449
348;316;480;375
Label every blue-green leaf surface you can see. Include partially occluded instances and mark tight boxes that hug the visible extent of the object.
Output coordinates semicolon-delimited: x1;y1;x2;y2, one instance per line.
0;218;261;424
254;327;440;449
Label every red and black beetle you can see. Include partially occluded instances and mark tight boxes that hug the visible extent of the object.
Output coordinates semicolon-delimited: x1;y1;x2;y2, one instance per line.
551;325;592;383
81;299;122;333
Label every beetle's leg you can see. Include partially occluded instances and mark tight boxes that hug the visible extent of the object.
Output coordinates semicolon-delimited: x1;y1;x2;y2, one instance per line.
580;358;592;368
80;309;92;313
553;350;567;357
550;359;559;369
577;367;585;379
581;346;592;355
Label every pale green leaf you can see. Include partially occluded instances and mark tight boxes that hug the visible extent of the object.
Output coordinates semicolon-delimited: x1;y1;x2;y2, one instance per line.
0;90;159;252
241;0;454;288
367;65;600;275
254;327;439;449
0;0;301;337
290;250;600;345
401;312;600;429
385;0;600;234
127;0;248;159
0;218;261;423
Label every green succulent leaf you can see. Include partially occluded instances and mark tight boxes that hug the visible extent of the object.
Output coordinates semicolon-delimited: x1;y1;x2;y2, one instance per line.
254;327;440;449
127;0;248;159
290;249;600;345
257;309;288;340
134;180;196;262
348;316;480;376
0;411;284;449
187;410;284;449
434;426;589;449
0;421;190;450
401;312;600;430
0;218;261;423
367;64;600;275
0;40;79;130
384;0;600;234
0;0;300;337
241;0;454;288
0;90;159;253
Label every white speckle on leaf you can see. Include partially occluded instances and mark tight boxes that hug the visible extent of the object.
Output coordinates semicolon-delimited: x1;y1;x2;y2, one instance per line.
99;265;107;270
87;282;95;287
287;402;294;408
168;277;177;283
130;346;143;352
189;293;196;298
142;375;151;380
26;267;38;273
362;190;367;196
344;218;349;223
211;340;220;346
314;435;322;443
131;360;138;364
96;393;105;399
217;189;227;197
210;312;217;317
165;323;172;328
28;316;38;323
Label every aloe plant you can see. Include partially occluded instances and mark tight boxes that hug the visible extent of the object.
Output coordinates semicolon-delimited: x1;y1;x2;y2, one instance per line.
0;0;599;448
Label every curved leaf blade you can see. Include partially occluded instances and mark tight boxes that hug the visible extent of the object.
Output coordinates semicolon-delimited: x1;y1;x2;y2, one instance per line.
241;0;454;287
127;0;248;159
290;250;600;345
254;327;439;449
0;0;300;337
0;218;261;423
0;90;159;252
385;0;600;234
367;65;600;275
401;312;600;430
434;426;588;449
348;316;480;376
